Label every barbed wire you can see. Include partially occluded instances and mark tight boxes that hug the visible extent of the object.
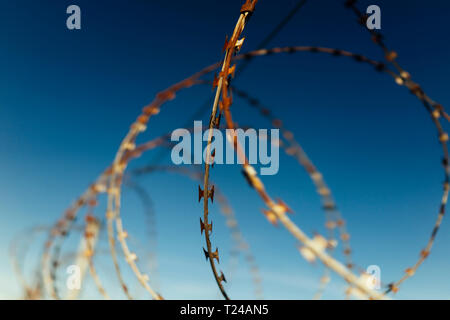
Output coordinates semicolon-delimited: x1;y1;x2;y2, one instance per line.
11;0;449;300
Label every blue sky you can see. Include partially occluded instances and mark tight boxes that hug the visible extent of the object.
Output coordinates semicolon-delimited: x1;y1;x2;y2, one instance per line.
1;0;450;299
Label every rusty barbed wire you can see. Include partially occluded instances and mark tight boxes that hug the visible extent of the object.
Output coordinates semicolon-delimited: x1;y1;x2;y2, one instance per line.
26;2;447;298
200;0;260;300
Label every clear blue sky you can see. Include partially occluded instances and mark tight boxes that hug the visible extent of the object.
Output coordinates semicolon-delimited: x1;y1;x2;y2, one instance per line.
1;0;450;299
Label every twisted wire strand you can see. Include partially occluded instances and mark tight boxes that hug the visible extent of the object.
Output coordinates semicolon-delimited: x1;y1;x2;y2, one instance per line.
200;0;259;300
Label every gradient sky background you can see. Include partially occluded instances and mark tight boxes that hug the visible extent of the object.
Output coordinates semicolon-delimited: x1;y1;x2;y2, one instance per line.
1;0;450;299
